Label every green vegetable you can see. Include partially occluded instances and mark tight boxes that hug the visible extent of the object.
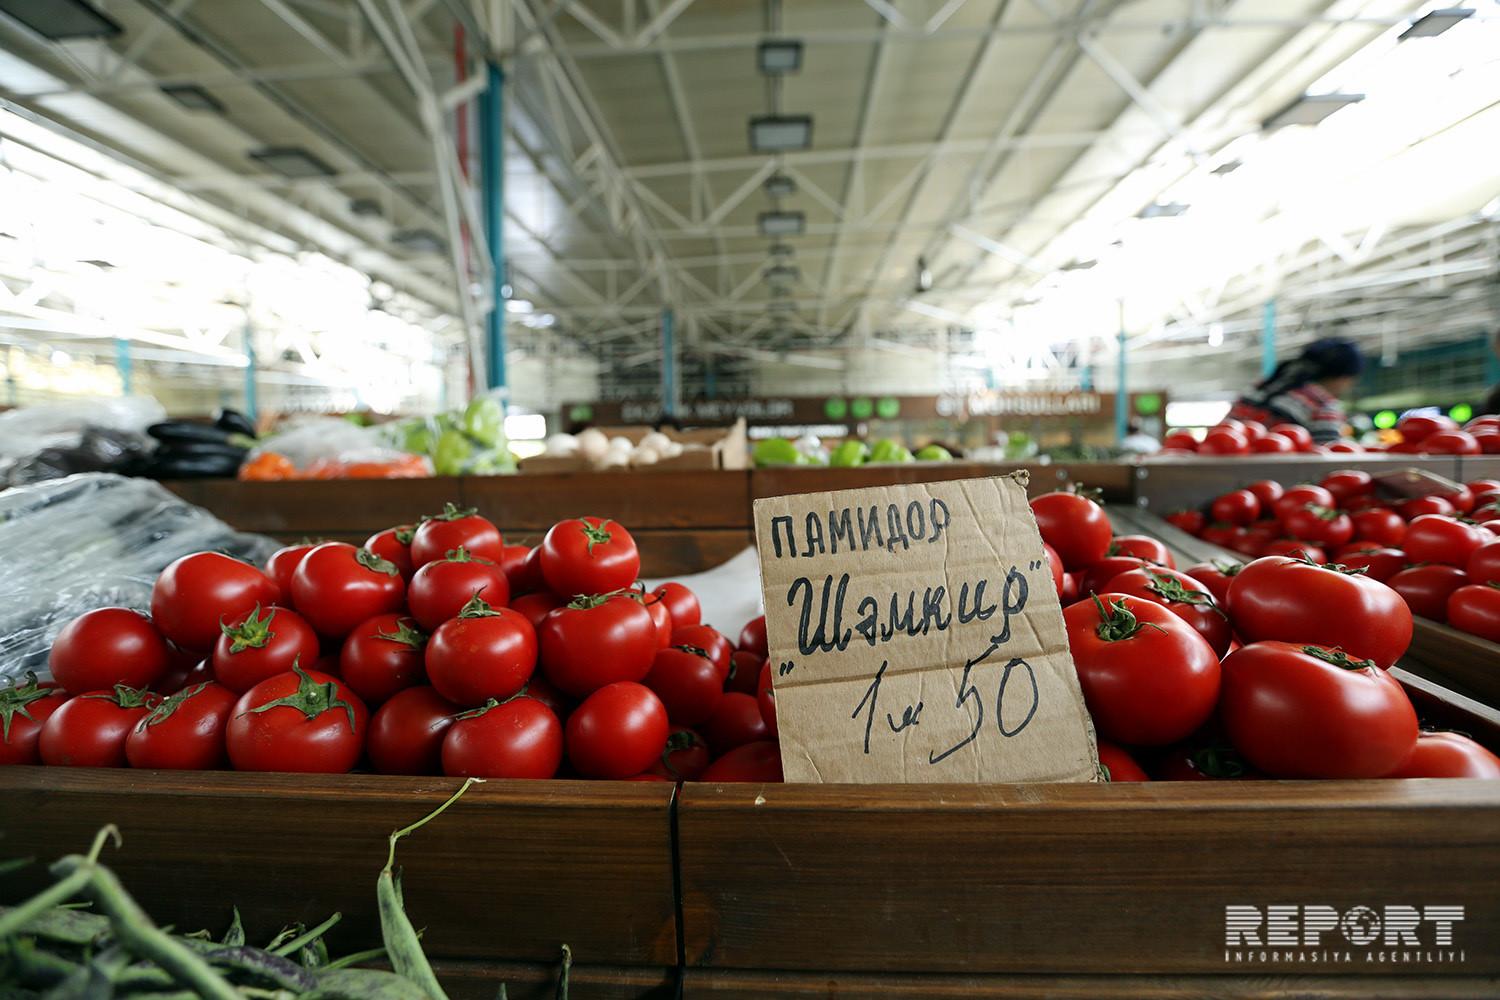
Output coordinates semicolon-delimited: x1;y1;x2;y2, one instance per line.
915;444;953;462
433;430;472;477
461;398;504;448
830;441;870;468
753;437;804;467
868;439;913;463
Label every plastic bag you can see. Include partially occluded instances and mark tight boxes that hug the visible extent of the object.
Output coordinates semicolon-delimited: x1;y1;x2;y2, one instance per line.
385;397;516;476
0;396;166;487
0;473;280;682
239;418;432;480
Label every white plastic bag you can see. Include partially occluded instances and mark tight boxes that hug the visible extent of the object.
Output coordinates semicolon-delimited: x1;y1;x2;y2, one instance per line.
0;396;166;486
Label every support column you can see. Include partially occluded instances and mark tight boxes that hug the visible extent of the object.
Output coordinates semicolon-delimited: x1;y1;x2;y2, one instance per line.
480;61;507;395
1262;299;1278;378
1115;304;1128;443
661;309;677;418
115;337;132;395
243;323;258;420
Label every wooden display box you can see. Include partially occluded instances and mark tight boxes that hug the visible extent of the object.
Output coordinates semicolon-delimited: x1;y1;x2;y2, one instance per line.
518;420;750;474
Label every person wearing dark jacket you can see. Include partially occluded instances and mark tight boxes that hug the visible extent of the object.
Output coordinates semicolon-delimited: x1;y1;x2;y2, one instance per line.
1227;337;1364;443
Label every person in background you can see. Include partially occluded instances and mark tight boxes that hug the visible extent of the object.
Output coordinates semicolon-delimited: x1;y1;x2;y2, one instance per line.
1119;420;1160;454
1228;337;1364;443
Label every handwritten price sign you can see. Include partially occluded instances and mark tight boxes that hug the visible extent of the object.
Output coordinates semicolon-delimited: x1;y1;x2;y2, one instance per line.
753;472;1099;784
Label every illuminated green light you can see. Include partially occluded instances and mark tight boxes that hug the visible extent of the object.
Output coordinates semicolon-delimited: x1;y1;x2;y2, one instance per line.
1374;410;1398;429
850;397;874;419
1449;404;1473;423
824;398;848;419
876;396;901;418
1135;393;1163;415
568;404;594;422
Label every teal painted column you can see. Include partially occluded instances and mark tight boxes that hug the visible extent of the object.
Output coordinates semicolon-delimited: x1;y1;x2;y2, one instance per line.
115;337;132;394
1115;329;1128;443
661;309;677;417
1262;300;1278;378
243;323;258;419
480;61;507;394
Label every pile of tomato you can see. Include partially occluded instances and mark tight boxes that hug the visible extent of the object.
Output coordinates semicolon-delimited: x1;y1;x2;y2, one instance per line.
1;505;779;783
1031;488;1500;781
1166;470;1500;642
1160;411;1500;456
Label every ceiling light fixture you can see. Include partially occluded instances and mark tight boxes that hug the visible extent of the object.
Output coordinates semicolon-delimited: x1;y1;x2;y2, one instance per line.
1060;258;1098;271
749;115;813;152
1211;158;1243;176
1399;8;1473;39
764;173;798;198
160;85;226;114
0;0;121;39
249;146;337;178
915;256;932;293
758;211;806;237
757;39;804;74
767;299;798;314
1262;93;1365;130
1137;201;1190;219
764;264;800;284
768;242;795;257
391;229;446;253
349;197;382;217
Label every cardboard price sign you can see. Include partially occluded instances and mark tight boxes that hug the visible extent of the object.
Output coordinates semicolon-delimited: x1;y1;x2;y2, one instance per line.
753;472;1099;784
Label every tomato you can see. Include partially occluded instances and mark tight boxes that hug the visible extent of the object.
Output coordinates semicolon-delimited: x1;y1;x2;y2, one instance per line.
264;542;318;597
1323;440;1363;453
737;615;768;658
1231;524;1277;558
1062;595;1219;746
410;503;505;568
1101;567;1232;657
1199;427;1249;455
1385;731;1500;778
1468;540;1500;585
1403;514;1487;567
1250;433;1295;453
152;553;282;653
1397;413;1456;444
225;667;368;773
1030;492;1112;570
1183;560;1242;605
1397;495;1455;520
642;644;724;727
442;695;562;779
1387;564;1468;622
1281;504;1353;549
1096;741;1148;782
540;593;657;698
1447;584;1500;641
518;673;573;726
671;624;733;682
634;590;673;648
1260;540;1326;563
702;691;771;757
49;608;170;695
1319;470;1373;504
1164;510;1205;536
1226;556;1412;668
1209;490;1259;527
699;741;782;783
1269;423;1314;450
366;685;460;775
724;650;764;697
364;525;416;582
1271;485;1336;522
1243;480;1284;510
565;681;669;779
153;645;213;695
1199;523;1246;551
1239;420;1267;442
1153;739;1261;781
645;727;711;781
340;614;428;705
407;547;511;631
651;582;701;627
1061;572;1080;605
1161;430;1198;451
1423;430;1481;455
510;592;564;631
0;673;68;765
211;605;321;694
290;544;406;640
1110;535;1175;567
124;681;237;770
1040;542;1065;597
1219;641;1416;778
39;686;160;767
1331;540;1383;560
425;600;536;706
757;660;776;738
540;517;641;597
1467;478;1500;496
1337;548;1407;583
1077;556;1151;598
1473;428;1500;454
494;544;534;595
1350;508;1405;547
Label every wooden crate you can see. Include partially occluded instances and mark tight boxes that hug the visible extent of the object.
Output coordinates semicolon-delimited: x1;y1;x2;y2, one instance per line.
1132;455;1463;513
751;461;1133;503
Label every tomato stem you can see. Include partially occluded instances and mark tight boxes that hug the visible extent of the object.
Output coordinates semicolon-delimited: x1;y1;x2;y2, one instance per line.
356;547;400;577
672;643;711;659
376;618;429;648
579;520;613;556
457;594;501;618
240;666;359;731
220;604;277;653
1090;594;1166;642
1301;645;1377;671
0;671;56;741
136;683;212;733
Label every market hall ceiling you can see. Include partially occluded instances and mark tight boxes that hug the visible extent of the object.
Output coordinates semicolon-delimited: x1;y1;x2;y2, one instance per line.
0;0;1495;370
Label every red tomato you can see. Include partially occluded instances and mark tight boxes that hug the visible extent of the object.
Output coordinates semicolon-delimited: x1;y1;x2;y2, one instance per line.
49;608;170;694
540;594;658;698
724;650;764;697
1335;542;1384;558
1385;731;1500;778
517;546;549;595
1076;556;1149;599
540;517;641;597
1271;485;1336;522
425;602;536;706
1096;741;1148;782
1102;567;1232;657
364;525;416;582
1338;548;1407;583
737;615;768;658
340;614;428;705
1042;542;1066;596
651;582;700;628
699;741;782;783
1397;413;1456;444
1466;478;1500;496
124;681;237;770
1250;433;1295;453
1447;584;1500;641
1245;480;1284;510
1062;595;1219;746
1397;495;1455;520
1199;427;1249;455
519;673;573;726
1260;540;1326;563
152;553;282;653
39;686;160;767
1423;430;1481;455
1061;572;1080;605
1438;485;1476;515
1281;504;1354;549
0;674;68;765
565;681;669;779
642;644;724;727
1323;440;1363;453
1350;508;1405;547
1472;428;1500;454
442;695;562;779
410;504;504;567
757;660;776;738
225;668;368;773
290;544;406;640
1199;524;1247;551
1319;469;1373;504
1219;641;1416;778
212;605;321;695
635;590;673;648
496;544;534;596
1231;524;1277;558
1161;431;1198;451
1239;420;1268;442
1209;490;1259;527
1029;491;1112;571
671;624;733;681
645;726;712;781
264;543;318;598
1183;560;1243;605
1388;565;1469;622
1110;534;1175;567
1469;540;1500;585
1153;739;1261;781
1164;510;1206;536
702;691;771;757
1404;514;1487;567
367;685;460;775
1227;556;1413;668
1269;423;1314;450
407;548;511;631
153;646;214;696
510;592;564;632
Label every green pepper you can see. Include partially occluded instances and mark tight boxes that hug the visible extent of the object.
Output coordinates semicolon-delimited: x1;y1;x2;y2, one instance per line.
433;430;472;477
461;398;505;447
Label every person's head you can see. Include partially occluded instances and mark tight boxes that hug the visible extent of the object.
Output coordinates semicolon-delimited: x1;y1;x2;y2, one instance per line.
1302;337;1364;397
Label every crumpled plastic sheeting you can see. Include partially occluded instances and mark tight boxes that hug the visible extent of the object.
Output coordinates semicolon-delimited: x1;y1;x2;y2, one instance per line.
643;545;764;640
0;473;279;682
